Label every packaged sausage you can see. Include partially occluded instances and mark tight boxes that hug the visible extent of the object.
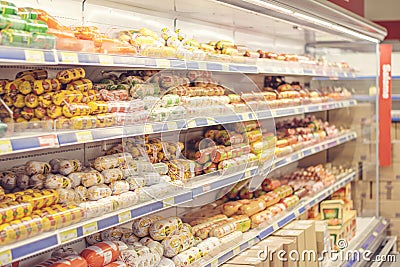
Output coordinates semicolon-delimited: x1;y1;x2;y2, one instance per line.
25;161;51;176
0;201;32;224
159;257;175;267
101;227;127;242
222;199;251;217
35;257;62;267
110;180;129;195
50;255;88;267
172;247;202;267
80;171;104;187
87;185;112;201
218;230;243;245
273;185;293;199
66;79;93;91
56;188;77;204
56;159;83;176
194;218;233;240
189;214;227;227
16;69;47;80
280;195;300;209
102;168;124;184
149;216;183;241
132;215;164;237
44;174;71;189
250;209;272;228
86;232;102;245
94;153;133;171
258;191;280;207
51;247;78;258
121;231;139;245
208;221;236;238
196;237;220;256
80;241;119;267
237;199;267;217
162;230;195;257
57;68;86;84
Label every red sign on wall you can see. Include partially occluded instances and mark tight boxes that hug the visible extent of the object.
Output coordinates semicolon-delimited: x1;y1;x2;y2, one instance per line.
328;0;364;17
379;44;392;166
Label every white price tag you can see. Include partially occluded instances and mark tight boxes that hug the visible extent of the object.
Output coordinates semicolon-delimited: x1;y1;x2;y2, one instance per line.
0;250;12;265
272;223;279;230
156;59;171;68
163;196;175;208
61;52;79;64
60;229;78;243
25;50;45;63
198;62;207;70
0;140;12;154
187;120;197;128
202;183;211;192
233;246;241;255
99;54;114;65
82;222;98;235
76;131;93;143
167;121;178;131
39;134;58;147
118;211;131;223
144;124;153;134
206;118;216;125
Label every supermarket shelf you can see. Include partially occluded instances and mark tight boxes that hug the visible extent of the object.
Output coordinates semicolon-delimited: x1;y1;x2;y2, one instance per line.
271;131;357;170
170;131;356;197
341;217;389;267
0;46;355;77
0;46;57;64
0;189;193;265
199;171;356;267
0;131;357;264
0;99;356;156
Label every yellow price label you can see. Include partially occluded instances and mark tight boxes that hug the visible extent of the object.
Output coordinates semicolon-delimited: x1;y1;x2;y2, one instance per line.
99;54;114;65
233;246;241;255
163;196;175;208
82;222;98;235
272;223;279;230
0;140;12;154
76;131;93;143
206;118;216;125
167;121;178;131
242;113;250;121
198;62;207;70
222;64;230;72
118;211;131;223
25;50;45;63
60;229;78;243
61;52;79;64
187;120;197;128
0;250;12;265
144;124;153;134
156;59;171;68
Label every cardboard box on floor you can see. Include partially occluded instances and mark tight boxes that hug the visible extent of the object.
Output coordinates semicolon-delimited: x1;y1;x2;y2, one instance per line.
273;229;305;267
315;221;329;253
387;218;400;241
283;221;318;267
266;236;298;267
247;239;282;267
226;249;268;267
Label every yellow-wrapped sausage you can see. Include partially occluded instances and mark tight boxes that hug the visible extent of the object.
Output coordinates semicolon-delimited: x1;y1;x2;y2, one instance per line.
66;79;93;91
56;68;85;84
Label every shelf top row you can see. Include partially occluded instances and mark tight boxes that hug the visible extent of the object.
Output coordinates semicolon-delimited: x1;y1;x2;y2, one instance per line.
0;99;357;156
0;46;356;77
0;132;357;265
